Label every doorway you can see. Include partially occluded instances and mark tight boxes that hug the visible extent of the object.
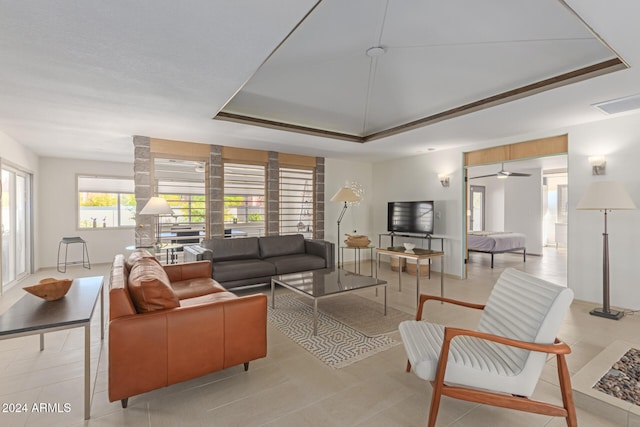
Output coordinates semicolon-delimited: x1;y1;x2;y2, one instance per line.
1;163;32;292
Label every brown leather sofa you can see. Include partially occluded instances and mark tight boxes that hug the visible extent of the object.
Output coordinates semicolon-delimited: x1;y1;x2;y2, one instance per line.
108;249;267;408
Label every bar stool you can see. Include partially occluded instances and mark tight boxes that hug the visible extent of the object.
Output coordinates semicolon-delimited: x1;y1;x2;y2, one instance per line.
57;237;91;273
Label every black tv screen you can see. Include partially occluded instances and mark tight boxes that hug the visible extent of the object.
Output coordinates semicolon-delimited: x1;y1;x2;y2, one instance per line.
387;201;434;235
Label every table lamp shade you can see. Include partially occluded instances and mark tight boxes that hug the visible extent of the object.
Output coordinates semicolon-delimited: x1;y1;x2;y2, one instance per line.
576;181;636;210
140;197;174;215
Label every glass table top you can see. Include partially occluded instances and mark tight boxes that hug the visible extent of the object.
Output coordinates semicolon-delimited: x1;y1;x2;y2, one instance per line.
272;268;386;298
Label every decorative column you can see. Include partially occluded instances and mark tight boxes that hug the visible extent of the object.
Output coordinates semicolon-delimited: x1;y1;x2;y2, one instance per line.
133;136;153;244
266;152;280;235
314;157;325;239
209;145;224;238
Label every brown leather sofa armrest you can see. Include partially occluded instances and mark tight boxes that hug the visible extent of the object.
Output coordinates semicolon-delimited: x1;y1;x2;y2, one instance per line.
163;260;212;282
222;294;268;368
108;312;169;403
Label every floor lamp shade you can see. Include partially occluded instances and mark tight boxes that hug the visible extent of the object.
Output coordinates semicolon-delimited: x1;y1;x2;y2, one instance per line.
577;181;636;320
330;186;361;268
576;181;636;211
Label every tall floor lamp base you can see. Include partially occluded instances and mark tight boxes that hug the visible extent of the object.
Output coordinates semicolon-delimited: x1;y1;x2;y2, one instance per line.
589;307;624;320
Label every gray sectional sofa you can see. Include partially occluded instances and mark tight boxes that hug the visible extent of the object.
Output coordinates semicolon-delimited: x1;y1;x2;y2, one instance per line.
183;234;334;289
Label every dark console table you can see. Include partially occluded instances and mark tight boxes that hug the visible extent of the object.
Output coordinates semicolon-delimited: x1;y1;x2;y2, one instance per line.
0;276;104;420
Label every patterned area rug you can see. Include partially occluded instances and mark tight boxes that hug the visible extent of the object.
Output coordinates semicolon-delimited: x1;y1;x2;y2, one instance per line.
268;293;401;368
593;347;640;405
296;293;414;337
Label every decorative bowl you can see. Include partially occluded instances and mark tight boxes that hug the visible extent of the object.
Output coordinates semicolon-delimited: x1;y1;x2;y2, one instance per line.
403;243;416;251
23;278;72;301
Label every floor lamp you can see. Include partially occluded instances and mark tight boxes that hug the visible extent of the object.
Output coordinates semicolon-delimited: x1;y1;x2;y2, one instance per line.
330;186;361;269
577;181;636;320
140;197;174;246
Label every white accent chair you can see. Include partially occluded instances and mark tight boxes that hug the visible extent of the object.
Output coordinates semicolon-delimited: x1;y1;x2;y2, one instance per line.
399;268;576;427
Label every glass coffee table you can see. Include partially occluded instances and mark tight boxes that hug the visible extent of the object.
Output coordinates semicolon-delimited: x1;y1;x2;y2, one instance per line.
271;269;387;336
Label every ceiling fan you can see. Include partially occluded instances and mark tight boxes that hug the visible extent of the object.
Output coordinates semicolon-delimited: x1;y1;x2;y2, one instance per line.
470;163;532;179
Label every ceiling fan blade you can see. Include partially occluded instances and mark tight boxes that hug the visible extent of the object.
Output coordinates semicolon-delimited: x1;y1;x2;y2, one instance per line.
507;172;531;177
469;174;497;179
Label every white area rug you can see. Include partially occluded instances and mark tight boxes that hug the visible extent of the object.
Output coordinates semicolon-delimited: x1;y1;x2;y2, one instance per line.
268;293;400;368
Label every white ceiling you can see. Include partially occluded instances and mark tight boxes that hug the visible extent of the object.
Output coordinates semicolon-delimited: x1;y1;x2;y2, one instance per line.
220;0;617;138
1;0;640;164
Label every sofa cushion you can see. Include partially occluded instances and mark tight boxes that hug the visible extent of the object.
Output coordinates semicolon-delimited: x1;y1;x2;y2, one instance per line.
126;248;161;271
259;234;305;259
128;258;180;313
179;291;238;307
212;259;276;283
171;278;226;300
266;254;327;275
201;237;260;262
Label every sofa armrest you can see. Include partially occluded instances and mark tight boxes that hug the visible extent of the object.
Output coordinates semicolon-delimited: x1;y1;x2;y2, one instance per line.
183;245;213;263
163;260;211;282
220;294;268;367
305;239;335;269
183;245;210;262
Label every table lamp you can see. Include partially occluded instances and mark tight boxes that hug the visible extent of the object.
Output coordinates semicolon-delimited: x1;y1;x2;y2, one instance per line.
140;197;174;246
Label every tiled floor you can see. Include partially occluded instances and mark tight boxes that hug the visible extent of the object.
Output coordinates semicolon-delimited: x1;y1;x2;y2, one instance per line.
0;247;636;426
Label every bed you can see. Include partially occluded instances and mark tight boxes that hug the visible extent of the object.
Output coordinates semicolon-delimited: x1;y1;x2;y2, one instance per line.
468;231;526;268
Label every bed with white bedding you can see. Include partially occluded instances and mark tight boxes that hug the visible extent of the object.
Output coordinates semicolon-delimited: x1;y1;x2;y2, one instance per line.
468;231;526;268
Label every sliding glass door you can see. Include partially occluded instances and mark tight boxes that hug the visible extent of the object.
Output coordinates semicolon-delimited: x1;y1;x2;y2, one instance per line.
1;164;32;292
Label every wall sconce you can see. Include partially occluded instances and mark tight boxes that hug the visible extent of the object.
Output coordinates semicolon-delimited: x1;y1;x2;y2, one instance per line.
438;174;450;188
588;156;606;175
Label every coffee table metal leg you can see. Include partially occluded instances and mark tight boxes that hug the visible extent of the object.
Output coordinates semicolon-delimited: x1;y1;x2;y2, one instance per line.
40;333;44;351
313;299;318;336
384;285;387;315
270;279;275;309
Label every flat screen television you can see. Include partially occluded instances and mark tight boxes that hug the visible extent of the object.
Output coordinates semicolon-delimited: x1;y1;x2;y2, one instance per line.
387;201;434;235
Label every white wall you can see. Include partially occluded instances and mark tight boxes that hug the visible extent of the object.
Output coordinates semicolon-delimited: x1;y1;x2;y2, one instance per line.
324;158;374;264
38;157;135;268
567;113;640;309
371;149;462;276
0;131;39;171
504;168;543;255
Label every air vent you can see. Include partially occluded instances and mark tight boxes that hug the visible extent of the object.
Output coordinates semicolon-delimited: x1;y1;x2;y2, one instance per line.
592;93;640;115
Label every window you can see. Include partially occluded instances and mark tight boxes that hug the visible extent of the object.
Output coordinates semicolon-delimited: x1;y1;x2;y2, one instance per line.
223;163;266;237
77;176;135;228
279;167;314;238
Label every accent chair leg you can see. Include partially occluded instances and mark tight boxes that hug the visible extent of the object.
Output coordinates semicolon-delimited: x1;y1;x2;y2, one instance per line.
121;398;128;408
244;362;249;371
557;354;577;427
428;381;443;427
406;360;411;373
